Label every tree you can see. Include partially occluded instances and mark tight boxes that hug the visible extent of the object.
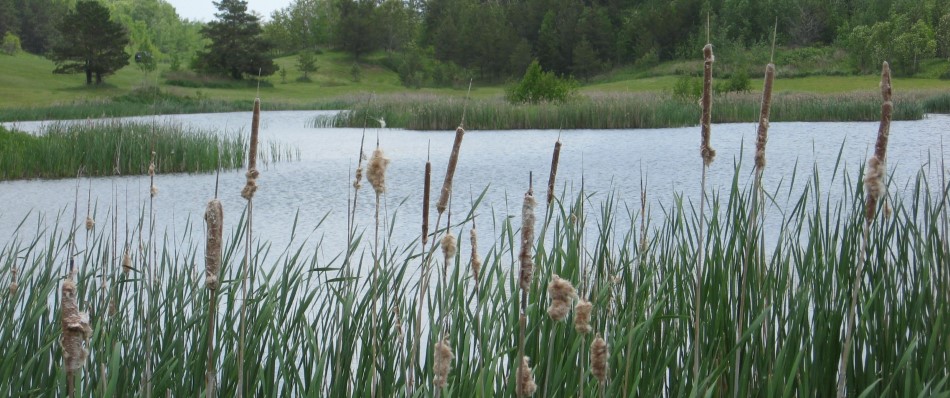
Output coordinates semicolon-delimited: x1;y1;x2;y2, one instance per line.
937;13;950;60
335;0;379;60
296;50;318;80
2;32;21;55
195;0;276;79
49;1;130;85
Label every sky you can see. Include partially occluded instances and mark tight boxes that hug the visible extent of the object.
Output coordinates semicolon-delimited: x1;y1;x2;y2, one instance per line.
164;0;292;22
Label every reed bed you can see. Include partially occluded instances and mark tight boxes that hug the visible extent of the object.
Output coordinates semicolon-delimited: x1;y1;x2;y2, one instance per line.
1;152;947;396
322;91;950;130
0;121;298;180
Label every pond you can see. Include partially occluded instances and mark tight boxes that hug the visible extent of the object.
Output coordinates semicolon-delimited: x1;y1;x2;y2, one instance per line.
2;111;948;261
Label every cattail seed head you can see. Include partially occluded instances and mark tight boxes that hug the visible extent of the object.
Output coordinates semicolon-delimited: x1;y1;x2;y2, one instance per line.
249;98;261;171
574;299;593;334
8;267;17;295
122;250;132;274
700;43;716;166
61;272;92;372
517;356;537;396
85;217;94;231
547;139;562;204
591;334;608;383
241;169;259;200
150;185;158;198
433;340;453;389
353;166;363;190
204;199;224;290
422;160;431;245
864;156;885;201
367;148;390;195
470;226;481;283
148;152;156;176
866;62;893;222
546;274;577;321
755;63;775;171
442;232;457;267
519;189;536;292
437;127;465;214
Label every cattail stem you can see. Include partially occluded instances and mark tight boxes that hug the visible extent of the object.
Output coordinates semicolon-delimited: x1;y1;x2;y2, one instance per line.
694;42;715;387
838;61;892;398
237;98;261;398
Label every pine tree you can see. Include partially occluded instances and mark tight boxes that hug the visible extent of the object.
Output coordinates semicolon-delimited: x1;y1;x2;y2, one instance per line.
49;1;130;85
195;0;276;79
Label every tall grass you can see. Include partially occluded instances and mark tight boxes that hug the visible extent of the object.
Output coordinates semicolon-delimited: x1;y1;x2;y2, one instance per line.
0;121;298;180
1;151;947;396
322;91;950;130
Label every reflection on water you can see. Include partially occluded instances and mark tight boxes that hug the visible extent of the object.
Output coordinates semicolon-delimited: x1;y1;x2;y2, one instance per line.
2;112;948;266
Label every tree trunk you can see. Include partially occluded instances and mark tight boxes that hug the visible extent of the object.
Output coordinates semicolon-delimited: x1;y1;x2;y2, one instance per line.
85;69;92;85
96;72;103;84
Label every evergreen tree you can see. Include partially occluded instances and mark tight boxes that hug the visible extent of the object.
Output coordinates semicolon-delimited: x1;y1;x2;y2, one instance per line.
296;50;318;80
49;1;130;85
195;0;276;79
335;0;379;60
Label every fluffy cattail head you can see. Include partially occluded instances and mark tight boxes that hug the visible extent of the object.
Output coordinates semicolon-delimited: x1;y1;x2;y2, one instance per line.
442;232;457;266
367;148;390;195
470;226;481;283
241;169;259;200
574;299;593;334
700;43;716;166
437;127;465;214
8;267;17;296
433;339;453;389
546;274;577;321
517;356;537;396
122;250;132;274
591;334;609;383
353;166;363;190
150;184;158;198
519;189;536;291
85;217;94;231
755;63;775;171
148;152;156;176
204;199;224;290
61;272;92;372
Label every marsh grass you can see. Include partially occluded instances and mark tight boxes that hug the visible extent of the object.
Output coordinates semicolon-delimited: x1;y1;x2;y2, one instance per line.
322;91;948;130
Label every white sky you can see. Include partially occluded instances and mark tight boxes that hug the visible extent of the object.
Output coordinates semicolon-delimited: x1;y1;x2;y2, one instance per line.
164;0;292;22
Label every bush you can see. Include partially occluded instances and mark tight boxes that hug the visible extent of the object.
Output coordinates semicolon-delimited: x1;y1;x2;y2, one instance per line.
2;32;22;55
672;74;702;100
718;71;751;93
506;60;576;104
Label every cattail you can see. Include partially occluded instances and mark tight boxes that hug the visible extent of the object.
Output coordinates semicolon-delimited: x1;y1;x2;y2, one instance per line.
865;62;893;222
546;274;576;321
441;232;457;267
423;160;431;245
8;267;17;295
85;217;94;231
517;356;537;396
122;250;132;274
700;43;716;166
433;339;453;389
61;272;92;375
754;63;775;171
353;166;363;189
519;188;536;291
204;199;223;290
591;334;608;383
470;226;481;283
367;148;390;195
242;99;261;200
150;185;159;198
574;299;593;334
547;139;562;204
437;127;465;214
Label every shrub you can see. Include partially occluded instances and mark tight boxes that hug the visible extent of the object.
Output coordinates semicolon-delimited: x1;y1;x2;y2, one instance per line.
672;74;702;100
506;60;576;104
1;32;21;55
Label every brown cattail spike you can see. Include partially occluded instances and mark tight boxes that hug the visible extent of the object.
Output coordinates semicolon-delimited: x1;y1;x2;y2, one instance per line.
122;250;132;274
470;226;481;283
242;99;262;200
61;272;92;372
517;356;537;397
204;199;224;290
433;340;453;389
367;148;390;195
519;187;536;292
865;62;892;222
547;139;562;204
591;334;609;383
574;299;593;334
437;127;465;214
422;160;431;245
8;267;17;295
546;274;577;321
755;63;775;171
701;44;716;166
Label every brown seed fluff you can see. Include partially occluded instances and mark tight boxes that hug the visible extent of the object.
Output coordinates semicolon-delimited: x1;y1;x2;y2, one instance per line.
470;226;481;283
574;299;593;334
700;43;716;166
755;63;775;171
367;148;390;195
517;356;537;397
442;232;457;267
437;127;465;214
519;189;536;292
547;139;562;204
433;340;453;389
122;250;132;274
866;62;893;222
150;184;159;198
546;274;577;321
61;272;92;372
204;199;224;290
85;217;94;231
591;334;608;383
8;267;17;296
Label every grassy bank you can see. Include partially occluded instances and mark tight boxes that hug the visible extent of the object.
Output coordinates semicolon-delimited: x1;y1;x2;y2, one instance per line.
0;120;268;180
1;146;947;396
325;91;950;130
